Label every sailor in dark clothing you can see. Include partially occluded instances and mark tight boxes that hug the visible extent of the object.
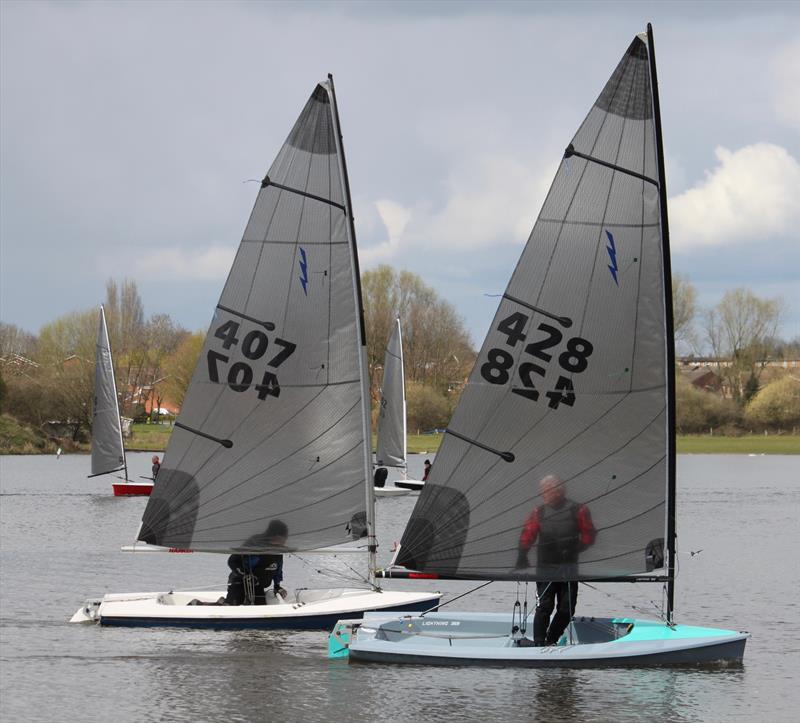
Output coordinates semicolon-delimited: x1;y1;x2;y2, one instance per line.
516;475;596;646
151;455;161;479
225;519;289;605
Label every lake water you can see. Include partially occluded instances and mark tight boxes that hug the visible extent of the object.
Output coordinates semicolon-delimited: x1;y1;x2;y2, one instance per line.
1;453;798;722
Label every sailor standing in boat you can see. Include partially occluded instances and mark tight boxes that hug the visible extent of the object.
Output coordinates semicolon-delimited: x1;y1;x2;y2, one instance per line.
516;475;596;646
151;455;161;479
225;519;289;605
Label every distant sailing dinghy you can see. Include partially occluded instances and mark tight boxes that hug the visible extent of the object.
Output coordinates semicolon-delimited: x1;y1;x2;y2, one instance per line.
91;305;153;497
374;318;422;495
71;77;439;629
331;26;747;666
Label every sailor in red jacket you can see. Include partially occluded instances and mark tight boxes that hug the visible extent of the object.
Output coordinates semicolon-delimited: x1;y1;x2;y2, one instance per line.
516;474;596;646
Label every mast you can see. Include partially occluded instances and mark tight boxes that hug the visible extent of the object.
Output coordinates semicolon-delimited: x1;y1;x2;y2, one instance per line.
398;317;408;475
646;23;676;624
327;73;378;588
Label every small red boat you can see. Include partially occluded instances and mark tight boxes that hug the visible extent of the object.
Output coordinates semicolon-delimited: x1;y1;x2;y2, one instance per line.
112;480;154;496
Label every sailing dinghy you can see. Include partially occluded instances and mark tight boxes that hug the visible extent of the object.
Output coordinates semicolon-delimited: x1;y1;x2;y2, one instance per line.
374;317;423;495
90;305;153;497
330;26;747;666
71;76;440;629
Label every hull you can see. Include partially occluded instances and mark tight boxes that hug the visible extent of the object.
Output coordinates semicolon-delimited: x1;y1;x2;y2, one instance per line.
395;478;424;492
374;486;410;497
334;612;748;668
71;588;440;630
112;481;153;496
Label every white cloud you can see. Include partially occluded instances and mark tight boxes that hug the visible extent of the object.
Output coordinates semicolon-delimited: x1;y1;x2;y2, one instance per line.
670;143;800;250
119;246;237;282
361;152;556;267
361;199;413;265
771;41;800;129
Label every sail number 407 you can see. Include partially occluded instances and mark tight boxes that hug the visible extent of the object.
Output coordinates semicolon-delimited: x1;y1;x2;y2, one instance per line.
480;312;593;408
207;320;296;399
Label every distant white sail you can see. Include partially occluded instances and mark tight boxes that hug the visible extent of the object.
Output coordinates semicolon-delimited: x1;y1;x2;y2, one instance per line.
138;81;372;555
376;317;406;468
90;305;126;478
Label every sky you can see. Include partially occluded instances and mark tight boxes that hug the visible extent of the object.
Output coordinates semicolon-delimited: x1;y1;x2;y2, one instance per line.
1;0;798;350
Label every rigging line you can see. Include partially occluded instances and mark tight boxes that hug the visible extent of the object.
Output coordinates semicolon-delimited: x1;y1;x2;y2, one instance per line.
563;145;658;187
293;553;370;587
421;581;493;617
216;305;276;331
501;294;572;328
580;581;666;621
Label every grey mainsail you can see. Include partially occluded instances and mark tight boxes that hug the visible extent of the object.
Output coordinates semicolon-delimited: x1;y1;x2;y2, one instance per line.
397;33;671;582
139;79;372;555
90;305;127;478
376;317;406;468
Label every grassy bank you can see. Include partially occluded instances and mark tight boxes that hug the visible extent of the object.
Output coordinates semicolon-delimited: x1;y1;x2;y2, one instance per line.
0;414;59;454
676;434;800;455
3;418;797;455
126;422;173;451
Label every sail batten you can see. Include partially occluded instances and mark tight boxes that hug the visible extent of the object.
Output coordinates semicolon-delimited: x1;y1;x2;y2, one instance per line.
138;81;370;555
396;32;669;583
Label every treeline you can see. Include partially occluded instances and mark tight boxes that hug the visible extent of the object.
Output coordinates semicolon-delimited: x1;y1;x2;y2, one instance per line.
0;269;477;441
1;272;797;447
673;277;799;433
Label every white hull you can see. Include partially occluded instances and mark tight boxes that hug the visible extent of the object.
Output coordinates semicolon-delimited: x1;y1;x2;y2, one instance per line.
331;611;748;667
394;478;424;492
374;486;410;497
71;587;440;629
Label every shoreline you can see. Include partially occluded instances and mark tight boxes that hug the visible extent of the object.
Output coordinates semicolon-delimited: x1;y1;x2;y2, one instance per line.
2;433;798;456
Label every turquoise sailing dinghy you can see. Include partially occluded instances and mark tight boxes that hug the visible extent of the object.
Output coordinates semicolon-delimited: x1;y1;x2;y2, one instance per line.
330;25;747;666
71;76;439;629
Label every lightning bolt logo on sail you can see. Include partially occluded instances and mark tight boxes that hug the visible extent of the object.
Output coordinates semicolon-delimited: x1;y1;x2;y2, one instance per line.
299;247;309;295
605;230;619;286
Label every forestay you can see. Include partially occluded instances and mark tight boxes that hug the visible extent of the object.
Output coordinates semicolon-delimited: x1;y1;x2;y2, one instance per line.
138;81;369;554
376;318;406;468
397;35;669;581
91;306;126;477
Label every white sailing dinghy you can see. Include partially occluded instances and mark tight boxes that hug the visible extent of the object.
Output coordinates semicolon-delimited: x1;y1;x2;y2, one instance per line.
331;26;747;666
90;305;153;497
71;76;440;629
374;317;423;495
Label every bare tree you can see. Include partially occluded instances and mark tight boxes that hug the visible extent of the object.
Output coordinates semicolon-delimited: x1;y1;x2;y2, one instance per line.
104;279;146;415
362;266;475;401
704;288;783;403
672;273;697;353
162;331;205;409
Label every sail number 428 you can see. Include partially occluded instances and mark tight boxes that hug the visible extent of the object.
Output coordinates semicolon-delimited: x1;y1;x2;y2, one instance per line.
207;320;296;399
480;312;593;408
